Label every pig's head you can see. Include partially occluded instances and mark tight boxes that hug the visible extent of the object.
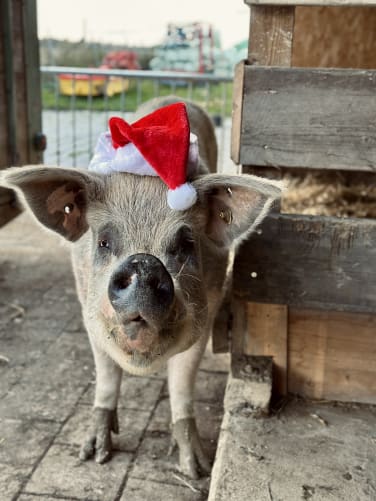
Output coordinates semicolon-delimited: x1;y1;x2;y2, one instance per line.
2;166;282;374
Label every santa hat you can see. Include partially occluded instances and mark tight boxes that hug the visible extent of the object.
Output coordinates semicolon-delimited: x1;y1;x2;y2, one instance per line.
88;102;199;210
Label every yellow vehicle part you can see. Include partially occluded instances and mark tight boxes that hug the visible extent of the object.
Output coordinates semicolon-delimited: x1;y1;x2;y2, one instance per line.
59;76;129;97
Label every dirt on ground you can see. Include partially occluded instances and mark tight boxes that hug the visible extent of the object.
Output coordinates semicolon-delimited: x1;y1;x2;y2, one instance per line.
211;395;376;501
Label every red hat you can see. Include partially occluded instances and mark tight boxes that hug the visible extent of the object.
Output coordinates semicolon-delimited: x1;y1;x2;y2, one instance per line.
88;102;199;210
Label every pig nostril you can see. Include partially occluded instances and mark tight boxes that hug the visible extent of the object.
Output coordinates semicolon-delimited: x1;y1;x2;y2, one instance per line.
148;277;160;290
109;254;174;315
113;275;132;291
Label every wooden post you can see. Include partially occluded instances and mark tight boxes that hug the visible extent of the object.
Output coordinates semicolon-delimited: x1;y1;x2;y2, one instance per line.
243;4;295;177
245;303;288;396
0;0;42;226
248;5;295;66
231;4;295;395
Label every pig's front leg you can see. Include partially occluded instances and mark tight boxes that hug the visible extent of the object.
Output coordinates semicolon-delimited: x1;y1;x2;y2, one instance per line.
80;340;122;464
168;331;211;478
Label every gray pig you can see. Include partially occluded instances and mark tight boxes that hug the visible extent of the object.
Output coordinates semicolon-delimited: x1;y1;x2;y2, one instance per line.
2;97;282;478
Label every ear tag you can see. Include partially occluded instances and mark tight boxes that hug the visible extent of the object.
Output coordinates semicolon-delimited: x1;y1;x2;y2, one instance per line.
219;208;233;225
226;187;233;197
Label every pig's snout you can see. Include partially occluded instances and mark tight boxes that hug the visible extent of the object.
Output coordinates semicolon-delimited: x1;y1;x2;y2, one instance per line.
108;253;174;331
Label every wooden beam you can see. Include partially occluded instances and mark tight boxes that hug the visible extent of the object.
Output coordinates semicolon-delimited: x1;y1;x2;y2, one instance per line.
248;5;295;66
245;303;288;395
288;308;376;404
292;6;376;69
234;4;294;170
231;62;245;166
0;0;17;166
0;0;42;168
233;213;376;313
246;0;376;5
22;0;42;164
230;299;249;355
235;64;376;171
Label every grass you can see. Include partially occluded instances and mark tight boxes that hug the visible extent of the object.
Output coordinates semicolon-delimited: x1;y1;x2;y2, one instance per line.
41;76;233;117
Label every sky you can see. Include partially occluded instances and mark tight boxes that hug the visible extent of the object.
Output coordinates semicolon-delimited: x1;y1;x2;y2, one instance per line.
37;0;250;50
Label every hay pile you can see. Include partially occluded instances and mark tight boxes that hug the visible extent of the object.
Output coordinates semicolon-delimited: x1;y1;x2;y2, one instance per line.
281;172;376;218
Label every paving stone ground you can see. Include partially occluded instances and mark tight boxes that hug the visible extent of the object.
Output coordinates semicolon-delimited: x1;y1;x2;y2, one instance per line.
0;212;230;501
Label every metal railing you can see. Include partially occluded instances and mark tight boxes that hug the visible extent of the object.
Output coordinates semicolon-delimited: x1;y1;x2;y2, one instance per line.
41;66;235;172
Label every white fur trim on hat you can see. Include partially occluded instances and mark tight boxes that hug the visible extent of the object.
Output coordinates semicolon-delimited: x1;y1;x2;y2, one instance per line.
88;132;156;176
167;183;197;211
88;129;199;211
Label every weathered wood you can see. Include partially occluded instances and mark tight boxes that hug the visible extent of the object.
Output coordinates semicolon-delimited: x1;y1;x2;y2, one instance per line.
292;7;376;69
246;0;376;5
240;5;295;174
0;0;41;226
234;64;376;171
288;308;376;404
231;62;245;166
12;0;28;166
248;5;295;66
212;296;232;353
0;0;41;168
233;213;376;313
245;303;288;395
231;299;249;355
0;0;17;166
22;0;42;165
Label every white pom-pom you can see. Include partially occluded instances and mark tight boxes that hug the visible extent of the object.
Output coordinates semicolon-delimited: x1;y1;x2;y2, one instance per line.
167;183;197;211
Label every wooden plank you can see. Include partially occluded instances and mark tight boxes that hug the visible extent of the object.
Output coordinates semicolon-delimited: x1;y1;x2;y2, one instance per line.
22;0;42;164
246;1;376;5
12;0;29;166
0;0;42;168
230;299;249;355
292;7;376;69
238;5;294;172
288;308;376;404
212;296;232;353
0;4;7;168
248;5;295;66
245;303;288;395
0;0;17;166
236;65;376;171
231;62;245;166
233;213;376;313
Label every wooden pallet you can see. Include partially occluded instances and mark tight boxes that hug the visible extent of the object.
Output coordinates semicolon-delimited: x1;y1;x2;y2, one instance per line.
225;0;376;404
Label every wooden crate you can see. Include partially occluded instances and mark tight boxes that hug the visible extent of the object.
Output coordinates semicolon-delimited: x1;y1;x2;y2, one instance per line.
226;1;376;404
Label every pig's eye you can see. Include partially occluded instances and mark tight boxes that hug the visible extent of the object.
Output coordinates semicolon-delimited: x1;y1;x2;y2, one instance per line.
167;227;196;263
98;239;110;249
96;223;121;257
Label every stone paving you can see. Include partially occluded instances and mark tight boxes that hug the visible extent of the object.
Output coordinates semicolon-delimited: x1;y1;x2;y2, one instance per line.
0;212;230;501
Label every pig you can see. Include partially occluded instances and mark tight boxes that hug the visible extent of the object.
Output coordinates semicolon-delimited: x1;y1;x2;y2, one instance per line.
2;96;282;478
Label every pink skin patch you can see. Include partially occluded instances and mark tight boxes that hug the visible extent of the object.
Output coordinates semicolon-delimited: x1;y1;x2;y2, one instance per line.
117;324;159;354
100;296;116;321
100;295;159;355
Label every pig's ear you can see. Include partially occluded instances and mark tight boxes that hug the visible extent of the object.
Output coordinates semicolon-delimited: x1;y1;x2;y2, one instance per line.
1;165;105;242
192;173;284;249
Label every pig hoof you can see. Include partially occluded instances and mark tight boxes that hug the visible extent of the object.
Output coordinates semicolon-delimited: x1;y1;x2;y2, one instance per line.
172;417;211;479
79;407;119;464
